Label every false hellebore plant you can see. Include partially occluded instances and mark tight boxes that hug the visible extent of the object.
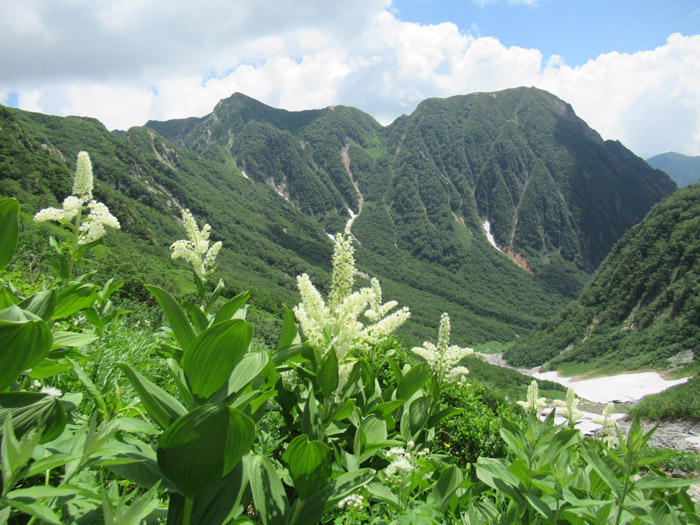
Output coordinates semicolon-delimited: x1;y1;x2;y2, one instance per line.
411;312;473;389
293;229;410;389
33;151;120;281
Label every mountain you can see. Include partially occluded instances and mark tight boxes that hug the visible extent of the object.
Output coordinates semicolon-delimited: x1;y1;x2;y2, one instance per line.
0;87;675;346
647;152;700;187
504;183;700;372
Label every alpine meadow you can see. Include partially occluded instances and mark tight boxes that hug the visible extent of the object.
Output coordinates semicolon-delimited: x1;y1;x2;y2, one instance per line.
1;85;699;524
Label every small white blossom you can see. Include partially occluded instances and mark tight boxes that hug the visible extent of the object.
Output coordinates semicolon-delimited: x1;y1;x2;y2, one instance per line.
40;386;63;398
411;313;473;385
338;494;364;510
384;456;415;481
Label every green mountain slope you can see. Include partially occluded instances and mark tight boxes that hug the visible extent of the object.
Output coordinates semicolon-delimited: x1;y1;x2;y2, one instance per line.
504;183;700;371
0;87;675;347
647;151;700;188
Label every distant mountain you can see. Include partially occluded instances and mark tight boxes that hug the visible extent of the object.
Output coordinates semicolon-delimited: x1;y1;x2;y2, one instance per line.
646;152;700;187
504;183;700;371
0;87;676;346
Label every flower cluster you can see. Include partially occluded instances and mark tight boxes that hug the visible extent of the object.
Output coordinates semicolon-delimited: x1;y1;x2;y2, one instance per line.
554;387;584;428
293;229;410;365
382;442;428;484
34;152;120;244
517;380;548;416
337;494;364;510
170;209;222;281
411;312;473;385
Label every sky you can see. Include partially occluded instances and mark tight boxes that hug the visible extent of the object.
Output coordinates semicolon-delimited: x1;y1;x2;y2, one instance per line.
1;0;699;159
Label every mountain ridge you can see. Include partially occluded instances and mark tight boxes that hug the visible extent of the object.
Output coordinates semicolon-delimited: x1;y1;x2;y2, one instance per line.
0;87;676;347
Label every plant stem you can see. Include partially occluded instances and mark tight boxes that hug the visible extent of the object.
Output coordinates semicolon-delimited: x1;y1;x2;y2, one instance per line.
183;496;194;525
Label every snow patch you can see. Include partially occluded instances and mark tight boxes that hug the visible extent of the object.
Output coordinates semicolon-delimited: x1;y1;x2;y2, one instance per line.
533;371;691;404
482;220;502;253
241;169;249;179
346;208;358;231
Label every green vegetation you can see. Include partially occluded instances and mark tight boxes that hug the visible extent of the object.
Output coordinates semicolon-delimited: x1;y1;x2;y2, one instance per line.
646;152;700;187
506;184;700;372
1;184;698;523
631;376;700;421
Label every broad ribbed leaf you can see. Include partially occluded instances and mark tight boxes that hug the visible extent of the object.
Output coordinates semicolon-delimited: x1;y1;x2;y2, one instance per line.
396;362;429;400
0;306;53;392
224;351;269;397
282;435;331;499
157;404;255;498
277;306;299;350
182;320;253;401
51;331;99;349
317;348;338;398
428;465;463;509
213;290;250;324
54;283;97;319
249;455;290;525
118;362;187;430
0;198;19;271
295;468;375;525
146;285;195;350
0;392;66;443
18;290;56;322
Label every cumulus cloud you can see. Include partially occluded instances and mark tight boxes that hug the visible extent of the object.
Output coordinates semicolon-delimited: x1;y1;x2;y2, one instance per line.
1;2;698;157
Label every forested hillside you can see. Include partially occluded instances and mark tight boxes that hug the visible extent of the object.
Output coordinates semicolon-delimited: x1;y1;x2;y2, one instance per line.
0;87;675;345
647;151;700;187
505;183;700;372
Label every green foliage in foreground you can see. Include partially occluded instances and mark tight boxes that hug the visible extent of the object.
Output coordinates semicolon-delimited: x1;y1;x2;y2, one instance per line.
630;375;700;421
1;184;699;524
506;183;700;371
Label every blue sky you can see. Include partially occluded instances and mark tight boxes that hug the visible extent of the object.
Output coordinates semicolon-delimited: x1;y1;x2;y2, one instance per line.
1;0;698;158
393;1;699;66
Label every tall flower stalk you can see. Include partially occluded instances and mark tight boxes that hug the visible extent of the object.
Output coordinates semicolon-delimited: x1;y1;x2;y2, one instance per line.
33;151;120;282
411;312;473;388
293;229;410;386
170;209;222;282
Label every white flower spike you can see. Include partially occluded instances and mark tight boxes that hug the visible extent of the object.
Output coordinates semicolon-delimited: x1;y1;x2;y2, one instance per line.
170;208;222;281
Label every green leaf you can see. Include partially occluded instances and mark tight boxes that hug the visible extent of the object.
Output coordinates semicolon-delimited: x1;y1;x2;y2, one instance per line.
0;392;66;444
249;454;290;525
0;306;53;392
183;300;210;332
28;359;70;379
317;347;338;398
54;283;98;319
277;306;300;351
70;359;108;422
182;320;253;401
301;387;322;441
118;362;187;430
396;362;429;400
157;404;255;498
51;330;99;349
17;290;56;322
0;198;19;271
294;468;375;525
5;499;63;525
204;279;226;316
223;352;270;399
283;435;332;499
146;285;195;350
213;290;250;324
580;443;621;497
428;465;463;509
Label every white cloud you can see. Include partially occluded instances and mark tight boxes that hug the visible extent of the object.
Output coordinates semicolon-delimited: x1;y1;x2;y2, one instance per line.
1;2;698;157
